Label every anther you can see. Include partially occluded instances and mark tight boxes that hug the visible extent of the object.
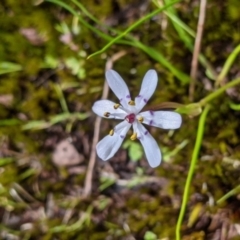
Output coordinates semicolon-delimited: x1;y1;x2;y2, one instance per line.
104;112;110;117
138;116;144;123
130;133;137;141
109;129;114;136
128;100;135;106
114;104;120;109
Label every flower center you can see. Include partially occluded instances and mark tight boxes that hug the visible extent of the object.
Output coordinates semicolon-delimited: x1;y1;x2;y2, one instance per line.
125;113;135;124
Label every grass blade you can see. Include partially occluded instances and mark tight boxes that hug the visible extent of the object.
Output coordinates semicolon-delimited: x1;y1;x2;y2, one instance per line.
87;0;180;59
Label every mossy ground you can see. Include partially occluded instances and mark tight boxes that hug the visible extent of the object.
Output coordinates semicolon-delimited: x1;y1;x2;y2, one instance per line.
0;0;240;239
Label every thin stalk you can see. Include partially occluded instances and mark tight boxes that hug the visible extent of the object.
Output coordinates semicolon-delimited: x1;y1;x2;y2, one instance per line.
215;44;240;87
200;77;240;106
217;185;240;205
189;0;207;101
175;104;211;240
54;84;69;113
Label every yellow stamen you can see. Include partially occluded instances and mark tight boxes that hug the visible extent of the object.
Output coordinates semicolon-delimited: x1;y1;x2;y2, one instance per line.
114;104;120;109
130;133;137;141
109;129;114;136
104;112;110;117
138;116;144;123
128;100;135;106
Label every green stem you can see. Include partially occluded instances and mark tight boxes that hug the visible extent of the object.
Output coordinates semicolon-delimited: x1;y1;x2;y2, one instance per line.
54;84;69;113
199;77;240;107
215;44;240;86
217;184;240;205
175;104;211;240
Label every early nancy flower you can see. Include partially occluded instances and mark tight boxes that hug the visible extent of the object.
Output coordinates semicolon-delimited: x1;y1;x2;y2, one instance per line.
92;69;182;168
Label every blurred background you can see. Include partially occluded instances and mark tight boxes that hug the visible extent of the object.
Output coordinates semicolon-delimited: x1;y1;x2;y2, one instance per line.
0;0;240;239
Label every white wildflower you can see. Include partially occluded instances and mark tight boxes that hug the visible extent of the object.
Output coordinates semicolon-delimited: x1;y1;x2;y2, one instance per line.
92;69;182;168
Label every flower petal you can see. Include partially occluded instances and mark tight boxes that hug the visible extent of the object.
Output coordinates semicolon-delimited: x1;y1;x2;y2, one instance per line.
106;70;131;108
139;110;182;129
133;122;161;168
96;121;131;160
135;70;158;111
92;100;127;119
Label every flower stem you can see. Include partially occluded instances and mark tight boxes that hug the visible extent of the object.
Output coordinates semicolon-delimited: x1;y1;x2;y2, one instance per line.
175;104;211;240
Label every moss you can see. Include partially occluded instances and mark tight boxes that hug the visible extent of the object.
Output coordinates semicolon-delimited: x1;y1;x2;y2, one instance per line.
1;0;240;239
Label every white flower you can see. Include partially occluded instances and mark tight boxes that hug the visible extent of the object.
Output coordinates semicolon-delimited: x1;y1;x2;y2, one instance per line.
92;69;182;168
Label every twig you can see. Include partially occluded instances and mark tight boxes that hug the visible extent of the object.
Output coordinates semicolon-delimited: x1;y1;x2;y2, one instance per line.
189;0;207;101
83;51;127;197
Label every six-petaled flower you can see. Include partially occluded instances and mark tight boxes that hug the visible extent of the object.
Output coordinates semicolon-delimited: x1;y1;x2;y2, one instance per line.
92;69;182;168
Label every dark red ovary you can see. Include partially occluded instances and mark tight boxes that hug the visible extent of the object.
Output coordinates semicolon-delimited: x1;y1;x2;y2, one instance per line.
125;113;135;123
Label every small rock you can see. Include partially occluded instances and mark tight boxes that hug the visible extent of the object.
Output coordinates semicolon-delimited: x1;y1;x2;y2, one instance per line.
52;139;83;166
